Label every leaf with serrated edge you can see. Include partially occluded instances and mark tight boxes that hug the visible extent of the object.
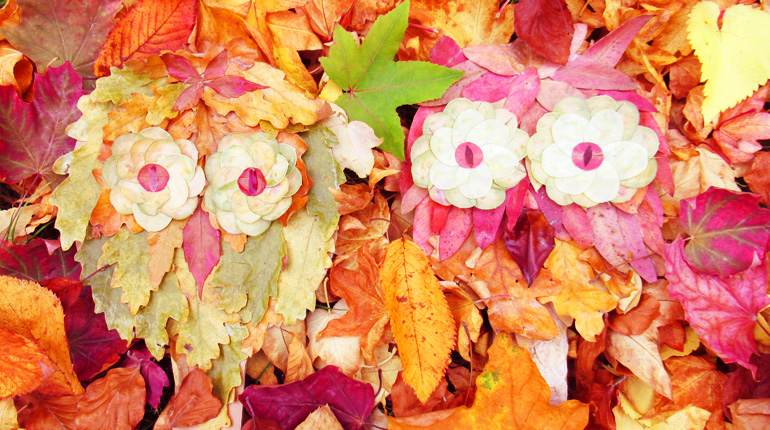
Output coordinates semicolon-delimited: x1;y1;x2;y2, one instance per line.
301;124;344;240
380;237;456;402
319;1;463;159
98;227;153;314
134;272;188;360
276;209;334;324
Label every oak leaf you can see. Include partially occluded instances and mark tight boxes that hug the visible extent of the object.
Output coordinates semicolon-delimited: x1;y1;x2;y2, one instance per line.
154;368;221;430
0;63;85;185
687;2;770;123
0;0;121;79
680;187;770;277
97;227;152;314
665;237;770;376
380;237;456;402
389;333;589;429
240;365;375;430
320;1;463;159
0;276;82;396
94;0;196;77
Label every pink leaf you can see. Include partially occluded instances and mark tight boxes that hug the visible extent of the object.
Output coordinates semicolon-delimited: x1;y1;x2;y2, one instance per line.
666;237;770;377
430;35;467;67
0;63;85;185
681;187;770;277
583;15;653;67
173;82;205;112
561;204;593;248
514;0;573;65
206;75;265;98
505;178;529;230
421;61;486;106
462;43;518;76
552;55;637;90
639;189;665;256
413;198;434;256
532;186;570;241
182;204;221;297
503;209;555;285
400;185;428;215
431;202;452;233
473;204;506;249
587;203;657;282
125;346;169;409
161;53;201;82
439;206;473;261
462;72;511;102
503;68;540;119
201;50;228;78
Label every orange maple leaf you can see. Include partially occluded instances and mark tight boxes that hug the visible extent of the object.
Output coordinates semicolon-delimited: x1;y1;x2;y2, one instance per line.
389;333;589;430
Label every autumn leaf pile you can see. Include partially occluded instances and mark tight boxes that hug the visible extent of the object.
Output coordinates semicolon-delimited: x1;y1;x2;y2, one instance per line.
4;0;770;428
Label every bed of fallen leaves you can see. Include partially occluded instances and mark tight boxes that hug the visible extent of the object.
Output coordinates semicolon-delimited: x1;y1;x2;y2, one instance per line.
2;0;770;429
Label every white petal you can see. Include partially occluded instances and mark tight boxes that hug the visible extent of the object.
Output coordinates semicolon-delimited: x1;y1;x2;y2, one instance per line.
544;178;573;206
144;140;180;164
177;138;198;161
236;218;271;236
247;195;275;216
187;167;206;196
584;110;624;146
616;101;640;140
458;164;493;199
221;145;256;169
261;197;292;221
285;169;303;196
611;186;638;204
443;98;476;118
115;154;136;180
494;166;526;188
211;182;237;211
102;157;120;188
535;112;558;133
265;155;289;186
163;175;189;209
474;187;506;210
137;188;170;215
495;109;517;127
257;181;289;204
506;129;529;161
112;132;142;155
204;152;223;178
216;210;240;234
423;113;452;135
528;159;549;185
585;95;618;115
442;188;473;208
217;133;249;151
410;135;431;160
249;140;278;173
163;197;198;219
603;141;648;180
629;126;659;157
110;188;133;214
527;131;555;160
232;192;262;223
553;97;590;118
620;158;657;189
552;113;589;153
138;127;173;141
465;119;509;147
411;151;436;188
209;167;241;189
161;153;196;181
482;146;519;179
572;193;600;208
583;163;620;203
133;204;172;232
429;162;469;190
429;128;457;166
475;101;496;119
554;171;594;195
452;109;485;144
541;145;582;178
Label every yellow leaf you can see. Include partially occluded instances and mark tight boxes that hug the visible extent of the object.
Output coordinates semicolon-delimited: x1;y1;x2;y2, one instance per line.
538;240;617;342
687;2;770;123
0;276;83;396
380;237;455;403
0;396;21;430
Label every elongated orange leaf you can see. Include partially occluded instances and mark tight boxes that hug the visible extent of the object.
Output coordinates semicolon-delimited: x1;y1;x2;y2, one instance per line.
380;238;456;403
94;0;196;77
0;326;50;397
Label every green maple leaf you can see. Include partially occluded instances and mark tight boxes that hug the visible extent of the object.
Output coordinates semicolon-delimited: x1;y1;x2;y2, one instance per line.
319;0;463;160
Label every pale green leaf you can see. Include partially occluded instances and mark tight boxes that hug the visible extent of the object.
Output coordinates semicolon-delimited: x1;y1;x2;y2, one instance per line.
301;124;343;240
208;325;248;403
319;0;463;159
135;272;188;360
276;209;334;324
98;227;152;314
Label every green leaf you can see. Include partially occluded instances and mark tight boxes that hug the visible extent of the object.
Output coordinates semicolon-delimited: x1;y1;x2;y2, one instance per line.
98;228;153;314
276;209;334;325
301;124;344;240
135;272;188;360
208;326;248;403
76;237;135;344
212;223;285;323
319;0;463;160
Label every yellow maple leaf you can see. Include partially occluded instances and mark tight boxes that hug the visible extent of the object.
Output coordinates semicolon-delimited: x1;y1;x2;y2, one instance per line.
687;2;770;123
380;237;456;403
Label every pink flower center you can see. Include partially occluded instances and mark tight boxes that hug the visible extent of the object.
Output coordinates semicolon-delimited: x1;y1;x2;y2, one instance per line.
455;142;484;169
238;167;266;196
572;142;604;171
137;164;170;192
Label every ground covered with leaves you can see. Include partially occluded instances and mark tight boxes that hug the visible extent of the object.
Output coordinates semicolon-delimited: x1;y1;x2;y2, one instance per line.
2;0;770;429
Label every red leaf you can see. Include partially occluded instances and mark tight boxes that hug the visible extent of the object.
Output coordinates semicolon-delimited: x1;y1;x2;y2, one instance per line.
64;286;128;381
94;0;195;77
746;151;770;206
583;15;653;67
681;187;770;277
0;239;81;282
503;210;554;285
665;237;770;377
473;204;505;249
154;368;221;430
438;206;473;261
205;75;265;98
513;0;573;65
552;55;638;90
0;63;84;184
124;347;169;409
182;204;221;297
239;366;375;430
160;53;202;83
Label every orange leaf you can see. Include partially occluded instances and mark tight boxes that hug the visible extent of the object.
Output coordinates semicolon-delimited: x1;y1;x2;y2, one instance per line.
94;0;196;77
16;392;81;430
729;399;770;430
0;276;82;396
0;327;51;397
389;334;589;430
657;356;728;430
75;366;146;430
380;237;456;403
154;368;221;430
470;237;558;340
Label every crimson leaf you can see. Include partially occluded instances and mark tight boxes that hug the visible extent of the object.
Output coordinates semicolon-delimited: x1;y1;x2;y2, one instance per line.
504;209;555;285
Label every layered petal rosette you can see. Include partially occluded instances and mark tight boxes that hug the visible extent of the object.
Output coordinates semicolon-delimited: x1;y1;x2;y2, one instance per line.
410;98;528;209
102;127;205;231
527;96;659;207
204;132;302;236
